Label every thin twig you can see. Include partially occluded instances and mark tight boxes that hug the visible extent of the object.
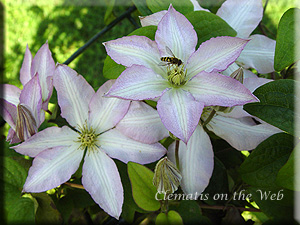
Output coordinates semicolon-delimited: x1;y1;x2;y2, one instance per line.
199;204;261;212
64;182;85;189
63;5;137;65
175;140;180;169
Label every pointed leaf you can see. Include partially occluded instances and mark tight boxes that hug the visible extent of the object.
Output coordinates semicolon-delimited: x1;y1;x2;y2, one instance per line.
146;0;193;15
239;133;294;189
185;11;236;46
127;161;160;211
243;79;296;135
274;8;300;71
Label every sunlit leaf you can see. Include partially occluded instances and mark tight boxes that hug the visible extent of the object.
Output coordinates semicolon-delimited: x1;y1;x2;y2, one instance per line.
146;0;193;15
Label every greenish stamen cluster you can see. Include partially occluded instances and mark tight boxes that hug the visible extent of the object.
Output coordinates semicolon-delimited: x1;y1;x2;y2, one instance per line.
77;123;98;152
167;65;186;87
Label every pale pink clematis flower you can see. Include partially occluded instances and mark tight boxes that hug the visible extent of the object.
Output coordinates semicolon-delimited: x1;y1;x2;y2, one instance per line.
103;5;257;143
140;0;276;75
167;77;281;195
12;64;167;219
0;42;55;143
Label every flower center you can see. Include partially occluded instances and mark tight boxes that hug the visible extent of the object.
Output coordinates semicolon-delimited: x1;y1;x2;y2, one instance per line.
77;123;98;152
167;65;186;87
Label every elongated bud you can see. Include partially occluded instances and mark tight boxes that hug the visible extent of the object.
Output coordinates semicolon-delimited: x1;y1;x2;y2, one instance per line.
230;67;244;84
15;104;38;141
153;157;182;194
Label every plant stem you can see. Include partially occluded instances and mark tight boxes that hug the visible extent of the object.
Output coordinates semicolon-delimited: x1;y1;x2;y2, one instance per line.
202;109;216;127
175;140;180;169
199;204;261;212
64;182;85;190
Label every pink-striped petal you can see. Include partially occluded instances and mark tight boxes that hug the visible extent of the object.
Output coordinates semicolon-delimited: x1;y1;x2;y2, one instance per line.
12;126;79;157
157;88;204;143
237;34;276;73
184;71;258;107
82;149;123;219
54;64;95;128
168;125;214;194
89;80;130;133
19;74;43;126
187;37;249;78
99;129;166;164
103;36;166;76
0;99;17;129
116;101;169;144
140;10;167;27
0;84;21;106
155;5;197;63
31;41;55;104
206;115;281;150
216;0;263;38
20;44;33;86
105;65;169;100
23;144;84;193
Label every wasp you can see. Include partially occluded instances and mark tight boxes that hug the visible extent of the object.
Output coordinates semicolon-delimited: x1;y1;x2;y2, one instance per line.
159;46;183;67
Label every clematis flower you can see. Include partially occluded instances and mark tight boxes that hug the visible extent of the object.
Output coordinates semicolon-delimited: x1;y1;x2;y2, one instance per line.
217;0;276;75
167;77;281;195
139;0;276;75
0;42;55;143
12;64;167;219
103;5;258;143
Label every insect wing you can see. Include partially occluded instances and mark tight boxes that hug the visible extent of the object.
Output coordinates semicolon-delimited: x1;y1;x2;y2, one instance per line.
165;46;175;57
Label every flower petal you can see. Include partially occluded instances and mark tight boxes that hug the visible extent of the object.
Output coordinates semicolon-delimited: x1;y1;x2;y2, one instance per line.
187;37;249;78
103;35;166;76
168;125;214;194
191;0;210;11
140;10;167;27
31;41;55;103
0;84;21;106
0;99;17;129
157;88;204;143
237;34;276;73
19;74;43;126
82;149;123;219
116;101;169;144
216;0;263;38
206;115;281;150
105;65;168;100
54;64;95;128
155;5;197;62
12;126;79;157
184;71;258;107
20;44;33;86
99;129;166;164
89;80;130;134
7;128;20;144
23;144;84;192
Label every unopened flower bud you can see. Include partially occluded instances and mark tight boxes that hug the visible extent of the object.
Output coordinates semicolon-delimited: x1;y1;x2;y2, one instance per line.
15;104;38;141
230;67;244;84
153;157;182;194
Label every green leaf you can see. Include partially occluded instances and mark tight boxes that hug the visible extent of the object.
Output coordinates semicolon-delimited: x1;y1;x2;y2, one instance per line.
174;201;211;225
247;187;294;220
6;197;36;224
243;79;296;135
104;0;116;25
127;161;160;211
103;55;126;80
239;133;294;189
276;144;298;191
115;161;147;223
103;26;157;80
32;193;63;224
129;25;157;40
132;0;153;15
274;8;300;71
185;11;237;46
146;0;193;15
156;210;183;225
